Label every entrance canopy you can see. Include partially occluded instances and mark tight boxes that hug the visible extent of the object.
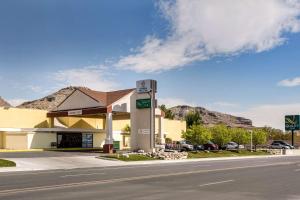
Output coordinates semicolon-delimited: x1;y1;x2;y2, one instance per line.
47;87;135;118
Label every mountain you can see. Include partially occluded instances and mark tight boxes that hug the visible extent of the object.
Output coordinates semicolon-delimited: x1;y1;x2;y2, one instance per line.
17;87;78;111
170;105;253;128
16;87;253;129
0;97;11;107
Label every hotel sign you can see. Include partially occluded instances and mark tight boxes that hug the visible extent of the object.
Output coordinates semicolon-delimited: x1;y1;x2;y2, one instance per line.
285;115;300;131
136;80;152;93
68;110;83;116
136;98;151;109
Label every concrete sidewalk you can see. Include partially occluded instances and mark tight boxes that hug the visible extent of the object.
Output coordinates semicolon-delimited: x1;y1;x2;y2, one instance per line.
0;156;125;172
2;154;298;173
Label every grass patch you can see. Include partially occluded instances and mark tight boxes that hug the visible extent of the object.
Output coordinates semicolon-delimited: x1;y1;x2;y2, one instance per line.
188;150;270;159
101;154;157;162
0;159;16;167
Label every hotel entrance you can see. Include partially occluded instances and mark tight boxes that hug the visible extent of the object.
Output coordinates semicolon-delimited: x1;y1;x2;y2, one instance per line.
57;132;94;148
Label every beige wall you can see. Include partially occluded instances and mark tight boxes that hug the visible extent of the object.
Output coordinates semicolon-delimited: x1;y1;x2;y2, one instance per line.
93;133;106;148
28;133;56;149
0;108;49;128
4;133;28;150
164;119;186;142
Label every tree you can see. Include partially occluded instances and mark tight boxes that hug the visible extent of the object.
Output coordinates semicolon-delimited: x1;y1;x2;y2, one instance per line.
182;125;212;145
159;104;175;120
231;128;250;150
210;124;232;147
122;124;131;133
252;129;267;150
185;111;202;128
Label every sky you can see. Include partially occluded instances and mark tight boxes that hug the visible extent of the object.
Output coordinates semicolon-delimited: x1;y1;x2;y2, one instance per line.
1;0;300;130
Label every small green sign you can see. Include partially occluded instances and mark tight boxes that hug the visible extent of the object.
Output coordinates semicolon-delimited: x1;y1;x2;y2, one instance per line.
285;115;300;131
113;141;120;150
136;98;151;109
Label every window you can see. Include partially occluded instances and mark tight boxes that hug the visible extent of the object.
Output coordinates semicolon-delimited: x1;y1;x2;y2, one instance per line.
82;133;93;148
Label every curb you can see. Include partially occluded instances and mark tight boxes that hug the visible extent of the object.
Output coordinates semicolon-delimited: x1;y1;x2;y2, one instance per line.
120;154;297;166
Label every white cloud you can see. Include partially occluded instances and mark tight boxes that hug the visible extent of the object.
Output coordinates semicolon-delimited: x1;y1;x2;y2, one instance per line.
278;77;300;87
7;99;28;107
235;103;300;130
212;102;239;108
52;65;118;91
117;0;300;73
158;97;196;108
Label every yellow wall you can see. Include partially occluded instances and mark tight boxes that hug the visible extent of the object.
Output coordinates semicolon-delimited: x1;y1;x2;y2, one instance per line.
4;133;28;149
0;108;49;128
164;119;186;141
113;119;130;131
57;117;105;129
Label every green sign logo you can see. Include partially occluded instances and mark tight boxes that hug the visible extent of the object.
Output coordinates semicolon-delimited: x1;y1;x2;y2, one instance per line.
285;115;300;131
136;98;151;109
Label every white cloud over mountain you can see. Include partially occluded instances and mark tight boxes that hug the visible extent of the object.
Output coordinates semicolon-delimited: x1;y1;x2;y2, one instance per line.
278;76;300;87
53;66;118;91
236;103;300;130
117;0;300;73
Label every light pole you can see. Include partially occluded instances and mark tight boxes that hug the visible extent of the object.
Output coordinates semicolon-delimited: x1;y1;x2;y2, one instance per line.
248;130;253;152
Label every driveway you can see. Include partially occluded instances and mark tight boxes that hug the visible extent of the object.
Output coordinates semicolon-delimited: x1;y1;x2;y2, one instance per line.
0;151;124;172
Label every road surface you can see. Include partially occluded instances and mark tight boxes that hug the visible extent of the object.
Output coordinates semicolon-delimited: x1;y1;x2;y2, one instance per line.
1;156;300;200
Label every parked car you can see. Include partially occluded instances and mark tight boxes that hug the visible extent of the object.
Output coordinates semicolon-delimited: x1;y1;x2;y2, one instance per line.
222;142;238;150
221;142;245;150
270;140;294;149
194;144;204;151
203;141;218;150
179;141;194;151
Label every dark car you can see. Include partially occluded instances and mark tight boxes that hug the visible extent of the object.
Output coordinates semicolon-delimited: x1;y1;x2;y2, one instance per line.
194;144;204;151
203;141;218;150
270;140;294;149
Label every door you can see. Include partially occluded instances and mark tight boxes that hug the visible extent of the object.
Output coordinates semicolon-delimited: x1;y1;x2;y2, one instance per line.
57;133;82;148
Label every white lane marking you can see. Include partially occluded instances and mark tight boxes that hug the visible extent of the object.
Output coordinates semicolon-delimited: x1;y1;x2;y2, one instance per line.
0;162;292;196
199;180;234;187
60;173;105;178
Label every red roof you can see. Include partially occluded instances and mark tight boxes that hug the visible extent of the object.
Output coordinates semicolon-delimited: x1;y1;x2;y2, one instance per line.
78;88;135;106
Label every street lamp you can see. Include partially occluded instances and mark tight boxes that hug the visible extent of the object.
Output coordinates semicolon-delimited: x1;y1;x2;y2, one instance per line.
248;130;253;152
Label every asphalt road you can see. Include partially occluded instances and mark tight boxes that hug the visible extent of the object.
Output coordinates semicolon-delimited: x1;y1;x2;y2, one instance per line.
1;156;300;200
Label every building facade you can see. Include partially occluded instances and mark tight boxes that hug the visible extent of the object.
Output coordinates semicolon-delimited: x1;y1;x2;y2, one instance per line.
0;87;186;151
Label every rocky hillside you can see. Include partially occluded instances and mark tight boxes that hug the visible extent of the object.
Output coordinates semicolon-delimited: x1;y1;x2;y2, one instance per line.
17;87;78;111
0;97;11;107
170;105;253;128
16;86;253;128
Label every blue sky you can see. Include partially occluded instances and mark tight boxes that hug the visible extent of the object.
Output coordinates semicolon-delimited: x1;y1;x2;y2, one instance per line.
1;0;300;129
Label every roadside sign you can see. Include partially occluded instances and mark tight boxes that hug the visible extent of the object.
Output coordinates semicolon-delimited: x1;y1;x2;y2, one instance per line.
136;79;157;94
285;115;300;131
136;98;151;109
136;80;152;93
